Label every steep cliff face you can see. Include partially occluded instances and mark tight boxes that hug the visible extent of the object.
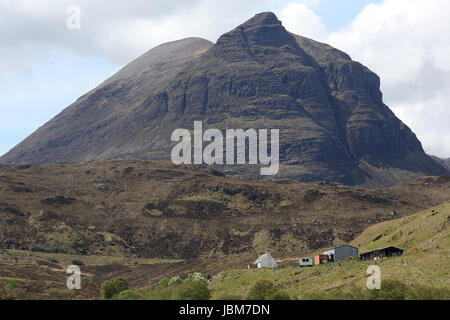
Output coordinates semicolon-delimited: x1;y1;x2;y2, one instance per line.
1;12;447;186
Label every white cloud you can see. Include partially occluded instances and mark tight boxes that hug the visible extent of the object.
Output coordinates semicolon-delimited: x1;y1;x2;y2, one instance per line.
0;0;326;76
277;2;328;41
0;0;275;75
326;0;450;157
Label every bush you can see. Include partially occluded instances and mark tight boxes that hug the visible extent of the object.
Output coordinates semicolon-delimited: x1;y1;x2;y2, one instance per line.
29;240;68;254
247;280;274;300
71;259;84;266
172;281;212;300
266;290;292;300
48;257;59;264
158;277;170;289
7;279;20;290
113;290;145;300
186;272;205;282
168;276;182;287
246;280;291;300
101;277;129;300
70;233;86;250
145;287;173;300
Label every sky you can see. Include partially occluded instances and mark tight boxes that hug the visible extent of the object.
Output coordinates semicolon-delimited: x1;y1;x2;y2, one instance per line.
0;0;449;158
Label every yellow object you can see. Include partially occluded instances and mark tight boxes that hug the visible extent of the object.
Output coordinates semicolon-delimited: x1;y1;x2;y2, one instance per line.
408;247;419;253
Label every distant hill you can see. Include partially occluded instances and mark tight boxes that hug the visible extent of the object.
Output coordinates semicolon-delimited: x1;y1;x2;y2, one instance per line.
431;156;450;171
1;12;448;187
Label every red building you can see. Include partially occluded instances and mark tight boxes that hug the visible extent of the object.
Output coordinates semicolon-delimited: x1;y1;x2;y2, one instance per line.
314;254;329;265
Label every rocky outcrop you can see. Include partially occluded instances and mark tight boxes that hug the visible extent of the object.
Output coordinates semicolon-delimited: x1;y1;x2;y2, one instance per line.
1;12;447;187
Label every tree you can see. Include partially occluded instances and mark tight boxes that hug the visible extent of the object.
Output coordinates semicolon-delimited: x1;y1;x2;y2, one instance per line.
113;290;145;300
266;290;291;300
158;277;170;289
246;280;291;300
172;280;211;300
246;280;274;300
71;259;84;266
101;277;129;300
168;276;182;287
186;272;205;282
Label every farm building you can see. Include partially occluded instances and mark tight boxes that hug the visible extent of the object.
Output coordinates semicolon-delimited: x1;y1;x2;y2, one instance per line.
360;246;404;261
249;251;278;269
314;254;330;265
299;256;314;267
323;245;358;262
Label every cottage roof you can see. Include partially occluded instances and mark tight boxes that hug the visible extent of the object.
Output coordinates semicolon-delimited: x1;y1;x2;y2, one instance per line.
360;246;404;255
253;251;276;264
325;244;358;251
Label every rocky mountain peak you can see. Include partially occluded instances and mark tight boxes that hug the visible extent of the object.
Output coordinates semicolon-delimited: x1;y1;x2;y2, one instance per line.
241;11;282;27
213;11;310;65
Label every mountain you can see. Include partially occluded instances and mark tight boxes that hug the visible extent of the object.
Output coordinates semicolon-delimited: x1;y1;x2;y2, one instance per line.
431;156;450;171
1;12;447;187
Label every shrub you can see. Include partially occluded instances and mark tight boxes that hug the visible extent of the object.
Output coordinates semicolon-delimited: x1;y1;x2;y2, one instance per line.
146;287;173;300
266;290;292;300
168;276;182;287
158;277;170;289
246;280;274;300
101;277;129;300
70;233;86;250
246;280;291;300
7;279;20;290
172;281;211;300
48;257;59;264
186;272;205;282
113;290;145;300
71;259;84;266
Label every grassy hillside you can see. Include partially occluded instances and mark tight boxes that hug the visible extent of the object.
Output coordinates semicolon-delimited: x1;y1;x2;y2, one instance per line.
351;202;449;251
210;203;450;299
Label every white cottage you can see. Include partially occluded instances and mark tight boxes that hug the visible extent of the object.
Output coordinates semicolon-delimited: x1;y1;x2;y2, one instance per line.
250;250;278;269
